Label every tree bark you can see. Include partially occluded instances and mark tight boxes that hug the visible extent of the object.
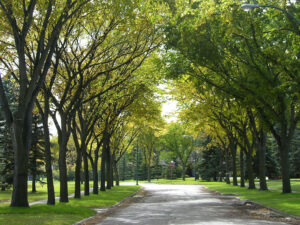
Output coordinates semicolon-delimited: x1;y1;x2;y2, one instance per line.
92;154;99;194
225;152;230;184
42;101;55;204
83;152;89;195
122;155;126;181
240;150;245;187
113;160;120;186
182;163;186;181
100;149;106;191
32;150;37;193
32;170;36;193
258;129;268;190
10;114;31;207
278;137;291;193
231;155;237;186
58;117;69;202
106;150;112;189
104;130;112;189
230;143;238;186
246;152;255;189
110;159;114;187
74;148;82;198
147;164;151;183
248;110;268;191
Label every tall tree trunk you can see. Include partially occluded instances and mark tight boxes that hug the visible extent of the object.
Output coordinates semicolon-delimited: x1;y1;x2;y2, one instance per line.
58;118;69;202
10;115;31;207
240;150;245;187
258;129;268;190
147;164;151;183
83;152;89;195
72;120;82;199
39;97;55;205
106;150;112;189
231;156;237;186
230;143;238;186
218;157;223;182
105;131;112;189
43;123;55;204
74;148;82;198
278;137;291;193
182;163;186;181
32;149;37;193
113;160;120;186
32;170;36;193
246;152;255;189
100;150;106;191
110;160;114;187
101;129;110;191
122;155;126;181
92;154;99;194
225;151;230;184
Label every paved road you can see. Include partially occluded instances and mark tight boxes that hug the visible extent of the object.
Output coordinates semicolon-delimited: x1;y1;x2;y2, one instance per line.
96;183;287;225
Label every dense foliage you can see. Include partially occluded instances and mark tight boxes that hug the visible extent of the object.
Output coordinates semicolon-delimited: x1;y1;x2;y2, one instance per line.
0;0;299;209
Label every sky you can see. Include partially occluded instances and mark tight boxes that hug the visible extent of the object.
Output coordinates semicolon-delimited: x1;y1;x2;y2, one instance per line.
161;99;178;123
158;83;178;123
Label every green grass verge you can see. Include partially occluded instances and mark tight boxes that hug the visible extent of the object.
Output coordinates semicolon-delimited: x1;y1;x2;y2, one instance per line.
0;185;140;225
201;182;300;217
0;181;91;203
228;177;300;192
261;180;300;192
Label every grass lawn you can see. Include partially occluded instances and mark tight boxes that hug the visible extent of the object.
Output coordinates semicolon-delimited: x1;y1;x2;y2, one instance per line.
0;181;91;203
227;177;300;192
262;180;300;192
0;185;140;225
199;182;300;217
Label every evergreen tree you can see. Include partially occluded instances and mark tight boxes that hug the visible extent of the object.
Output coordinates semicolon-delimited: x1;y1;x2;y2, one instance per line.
199;138;224;181
0;119;14;190
29;114;45;192
266;135;280;179
0;80;16;190
290;127;300;178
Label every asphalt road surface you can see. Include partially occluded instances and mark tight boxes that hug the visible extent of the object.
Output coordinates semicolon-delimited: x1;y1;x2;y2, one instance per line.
96;183;288;225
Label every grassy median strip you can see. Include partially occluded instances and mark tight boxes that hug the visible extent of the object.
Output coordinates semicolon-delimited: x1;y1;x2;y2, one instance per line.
0;185;141;225
202;182;300;217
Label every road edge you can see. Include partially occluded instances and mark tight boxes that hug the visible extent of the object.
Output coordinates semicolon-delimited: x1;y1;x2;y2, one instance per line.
201;186;300;220
73;186;144;225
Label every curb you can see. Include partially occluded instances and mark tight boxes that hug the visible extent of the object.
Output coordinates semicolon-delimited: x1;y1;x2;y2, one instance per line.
242;200;300;220
202;186;300;220
73;186;144;225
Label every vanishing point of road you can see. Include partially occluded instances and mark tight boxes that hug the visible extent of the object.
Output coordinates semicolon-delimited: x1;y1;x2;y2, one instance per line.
93;183;288;225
